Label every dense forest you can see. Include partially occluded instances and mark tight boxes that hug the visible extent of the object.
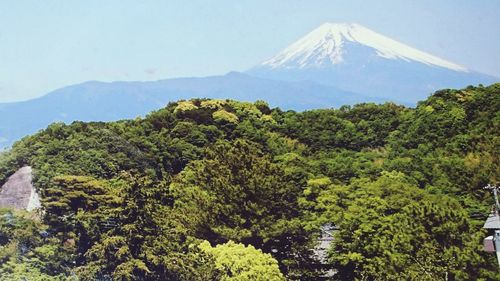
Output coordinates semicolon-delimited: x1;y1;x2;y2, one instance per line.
0;84;499;280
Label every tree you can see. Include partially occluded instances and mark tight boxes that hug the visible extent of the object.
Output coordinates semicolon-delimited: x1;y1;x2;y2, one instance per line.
319;172;493;280
0;209;70;279
77;173;214;281
77;174;162;280
199;240;284;281
42;175;121;265
170;139;316;277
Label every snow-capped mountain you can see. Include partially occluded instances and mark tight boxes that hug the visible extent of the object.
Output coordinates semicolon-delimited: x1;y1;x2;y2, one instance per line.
261;23;467;71
249;23;497;103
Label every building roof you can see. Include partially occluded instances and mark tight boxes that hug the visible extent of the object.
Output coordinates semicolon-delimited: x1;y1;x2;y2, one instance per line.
483;211;500;229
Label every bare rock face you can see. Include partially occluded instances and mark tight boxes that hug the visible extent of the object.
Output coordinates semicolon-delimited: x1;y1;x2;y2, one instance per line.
0;166;41;211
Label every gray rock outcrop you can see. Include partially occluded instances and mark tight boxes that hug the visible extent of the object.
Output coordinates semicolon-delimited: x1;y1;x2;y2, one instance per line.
0;166;41;211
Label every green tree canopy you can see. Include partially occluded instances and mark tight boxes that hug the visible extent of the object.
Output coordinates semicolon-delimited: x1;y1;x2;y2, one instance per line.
199;240;284;281
170;139;315;277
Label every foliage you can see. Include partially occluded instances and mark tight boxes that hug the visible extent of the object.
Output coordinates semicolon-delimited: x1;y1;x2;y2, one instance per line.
199;240;284;281
0;84;498;279
170;139;315;277
316;172;489;280
0;209;70;279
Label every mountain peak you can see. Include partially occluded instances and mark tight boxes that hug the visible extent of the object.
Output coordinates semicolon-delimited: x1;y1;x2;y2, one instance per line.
261;22;468;72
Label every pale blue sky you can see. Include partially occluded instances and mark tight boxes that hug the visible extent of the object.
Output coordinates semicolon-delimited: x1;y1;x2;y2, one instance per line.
1;0;499;102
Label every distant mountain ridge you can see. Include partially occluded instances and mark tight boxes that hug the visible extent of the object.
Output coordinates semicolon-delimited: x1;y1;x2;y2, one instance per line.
0;72;374;148
249;23;497;102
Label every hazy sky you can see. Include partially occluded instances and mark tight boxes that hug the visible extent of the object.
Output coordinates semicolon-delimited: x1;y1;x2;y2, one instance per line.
1;0;499;102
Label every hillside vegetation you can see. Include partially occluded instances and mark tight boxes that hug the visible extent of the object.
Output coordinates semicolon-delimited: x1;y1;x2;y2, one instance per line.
0;84;499;280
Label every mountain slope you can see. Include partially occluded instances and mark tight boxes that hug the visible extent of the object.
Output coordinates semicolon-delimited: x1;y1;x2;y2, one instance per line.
249;23;498;103
0;72;372;148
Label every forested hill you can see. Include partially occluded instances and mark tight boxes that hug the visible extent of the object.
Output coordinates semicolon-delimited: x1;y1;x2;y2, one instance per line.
0;84;499;280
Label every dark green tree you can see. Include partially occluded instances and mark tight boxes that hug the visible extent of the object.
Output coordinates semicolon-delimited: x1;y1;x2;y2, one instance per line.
170;139;317;278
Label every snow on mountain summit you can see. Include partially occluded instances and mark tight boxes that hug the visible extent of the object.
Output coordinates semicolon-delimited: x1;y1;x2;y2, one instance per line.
262;23;468;72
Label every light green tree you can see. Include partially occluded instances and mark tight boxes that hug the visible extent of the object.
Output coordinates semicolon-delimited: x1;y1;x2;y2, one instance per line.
199;240;284;281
